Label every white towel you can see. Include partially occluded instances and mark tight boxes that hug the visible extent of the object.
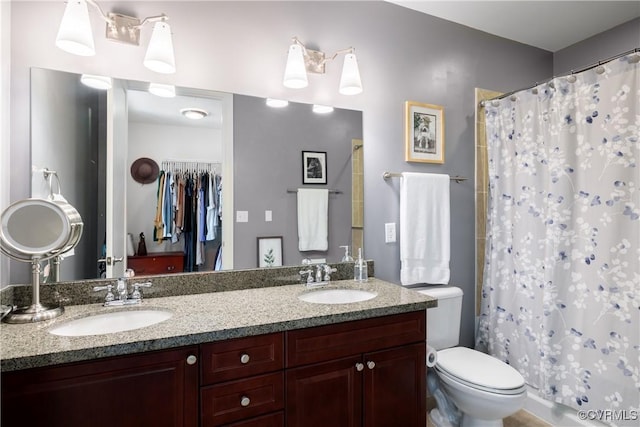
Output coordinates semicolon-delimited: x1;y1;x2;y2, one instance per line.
400;172;450;285
297;188;329;251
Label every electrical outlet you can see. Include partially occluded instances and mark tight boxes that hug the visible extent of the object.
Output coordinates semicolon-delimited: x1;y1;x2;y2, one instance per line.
236;210;249;223
385;222;396;243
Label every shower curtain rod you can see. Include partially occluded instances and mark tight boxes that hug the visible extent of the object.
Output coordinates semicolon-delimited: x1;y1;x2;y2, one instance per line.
479;47;640;106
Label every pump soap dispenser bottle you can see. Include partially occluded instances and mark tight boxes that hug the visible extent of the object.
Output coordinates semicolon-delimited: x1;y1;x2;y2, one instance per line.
340;245;354;262
354;248;368;282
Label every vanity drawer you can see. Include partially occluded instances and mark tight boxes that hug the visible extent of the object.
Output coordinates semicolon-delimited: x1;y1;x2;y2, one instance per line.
223;411;284;427
201;333;284;384
127;251;184;275
286;311;425;367
200;372;284;426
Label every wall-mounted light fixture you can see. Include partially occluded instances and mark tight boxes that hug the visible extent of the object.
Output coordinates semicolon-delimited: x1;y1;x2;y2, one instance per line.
283;37;362;95
266;98;289;108
80;74;112;90
56;0;176;74
149;83;176;98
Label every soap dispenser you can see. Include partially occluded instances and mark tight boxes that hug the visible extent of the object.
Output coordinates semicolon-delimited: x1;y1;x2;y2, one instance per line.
340;245;354;262
354;248;368;283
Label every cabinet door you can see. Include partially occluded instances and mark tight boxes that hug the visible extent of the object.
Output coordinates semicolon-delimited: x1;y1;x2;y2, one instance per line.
1;346;199;427
286;356;363;427
363;343;426;427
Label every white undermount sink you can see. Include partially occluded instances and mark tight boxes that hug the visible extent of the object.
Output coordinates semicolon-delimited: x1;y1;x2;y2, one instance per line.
298;288;377;305
48;309;173;337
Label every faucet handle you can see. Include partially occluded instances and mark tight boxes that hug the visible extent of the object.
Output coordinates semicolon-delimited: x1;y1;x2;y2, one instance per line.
93;284;115;303
323;265;338;281
299;269;314;284
132;282;153;300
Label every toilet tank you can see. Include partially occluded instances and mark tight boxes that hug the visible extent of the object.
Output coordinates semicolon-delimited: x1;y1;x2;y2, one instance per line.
416;286;463;350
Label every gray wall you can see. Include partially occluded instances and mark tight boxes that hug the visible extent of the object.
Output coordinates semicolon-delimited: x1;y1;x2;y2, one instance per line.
553;17;640;75
233;95;361;269
13;0;630;346
29;69;101;282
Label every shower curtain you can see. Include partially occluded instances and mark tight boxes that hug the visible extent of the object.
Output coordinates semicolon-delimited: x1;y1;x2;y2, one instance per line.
477;54;639;424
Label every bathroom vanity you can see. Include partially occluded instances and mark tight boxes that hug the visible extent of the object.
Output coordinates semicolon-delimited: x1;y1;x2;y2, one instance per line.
0;278;435;426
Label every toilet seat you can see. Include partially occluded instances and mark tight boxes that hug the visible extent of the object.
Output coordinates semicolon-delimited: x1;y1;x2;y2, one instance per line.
435;347;526;396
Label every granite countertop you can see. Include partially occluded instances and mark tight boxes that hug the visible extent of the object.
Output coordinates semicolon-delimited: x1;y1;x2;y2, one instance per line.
1;278;436;372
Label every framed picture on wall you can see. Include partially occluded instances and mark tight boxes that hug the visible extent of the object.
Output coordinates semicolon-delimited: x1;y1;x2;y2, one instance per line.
257;236;283;268
405;101;445;164
302;151;327;184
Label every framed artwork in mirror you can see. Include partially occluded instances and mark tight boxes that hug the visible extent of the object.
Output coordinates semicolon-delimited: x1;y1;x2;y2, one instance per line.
257;236;283;268
405;101;445;164
302;151;327;184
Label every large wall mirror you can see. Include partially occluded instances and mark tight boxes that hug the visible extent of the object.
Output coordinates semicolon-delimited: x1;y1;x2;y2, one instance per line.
14;67;363;285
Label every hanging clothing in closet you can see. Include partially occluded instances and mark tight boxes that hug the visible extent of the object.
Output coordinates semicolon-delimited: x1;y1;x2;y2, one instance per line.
154;168;223;272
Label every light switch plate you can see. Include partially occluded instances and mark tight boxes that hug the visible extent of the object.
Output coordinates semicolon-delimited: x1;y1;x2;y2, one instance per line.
265;210;272;222
385;222;396;243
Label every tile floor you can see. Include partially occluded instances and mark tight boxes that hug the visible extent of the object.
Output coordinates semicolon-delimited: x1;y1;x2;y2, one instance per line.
426;398;552;427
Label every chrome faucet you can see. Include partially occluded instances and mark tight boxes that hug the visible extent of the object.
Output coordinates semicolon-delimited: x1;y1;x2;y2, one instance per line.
116;278;128;301
299;263;338;287
93;279;153;306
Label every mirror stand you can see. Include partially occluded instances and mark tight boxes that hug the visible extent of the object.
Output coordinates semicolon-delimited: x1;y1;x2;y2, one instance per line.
3;257;64;323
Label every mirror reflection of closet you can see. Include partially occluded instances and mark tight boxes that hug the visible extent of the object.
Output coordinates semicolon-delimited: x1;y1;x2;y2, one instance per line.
30;68;233;282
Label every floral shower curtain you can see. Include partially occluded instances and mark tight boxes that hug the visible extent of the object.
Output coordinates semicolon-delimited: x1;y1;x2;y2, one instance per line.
477;54;639;424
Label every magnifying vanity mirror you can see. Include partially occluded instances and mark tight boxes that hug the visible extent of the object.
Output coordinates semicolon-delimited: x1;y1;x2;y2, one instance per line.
1;171;83;322
10;67;363;286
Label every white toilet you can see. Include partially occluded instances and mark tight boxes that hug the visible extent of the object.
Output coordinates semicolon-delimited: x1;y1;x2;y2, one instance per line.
416;286;527;427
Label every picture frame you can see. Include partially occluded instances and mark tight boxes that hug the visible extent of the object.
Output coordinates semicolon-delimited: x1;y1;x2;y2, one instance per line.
405;101;445;164
257;236;283;268
302;151;327;184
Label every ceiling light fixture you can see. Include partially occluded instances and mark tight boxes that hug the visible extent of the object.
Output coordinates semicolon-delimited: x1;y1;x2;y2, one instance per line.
266;98;289;108
180;108;209;120
56;0;176;74
149;83;176;98
283;36;363;95
80;74;112;90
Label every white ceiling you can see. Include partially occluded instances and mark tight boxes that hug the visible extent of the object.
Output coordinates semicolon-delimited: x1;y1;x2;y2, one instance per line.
127;89;223;129
388;1;640;52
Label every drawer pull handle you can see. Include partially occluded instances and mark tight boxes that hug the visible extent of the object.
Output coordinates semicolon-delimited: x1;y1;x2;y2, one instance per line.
240;396;251;407
367;361;375;370
355;362;364;372
186;355;197;365
240;353;250;364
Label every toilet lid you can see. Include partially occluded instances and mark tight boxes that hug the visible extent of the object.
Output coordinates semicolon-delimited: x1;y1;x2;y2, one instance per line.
436;347;524;391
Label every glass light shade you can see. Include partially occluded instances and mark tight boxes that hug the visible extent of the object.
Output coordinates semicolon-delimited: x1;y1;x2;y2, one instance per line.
148;83;176;98
339;53;363;95
80;74;112;90
312;104;334;114
55;0;95;56
144;22;176;74
266;98;289;108
283;44;308;89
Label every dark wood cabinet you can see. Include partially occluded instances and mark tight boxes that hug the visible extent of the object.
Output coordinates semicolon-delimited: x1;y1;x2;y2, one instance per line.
363;343;426;427
285;311;426;427
286;356;363;427
1;311;425;427
1;346;199;427
127;251;184;275
200;333;285;426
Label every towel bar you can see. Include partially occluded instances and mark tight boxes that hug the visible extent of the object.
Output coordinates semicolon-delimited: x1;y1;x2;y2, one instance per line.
287;188;343;194
382;172;467;183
